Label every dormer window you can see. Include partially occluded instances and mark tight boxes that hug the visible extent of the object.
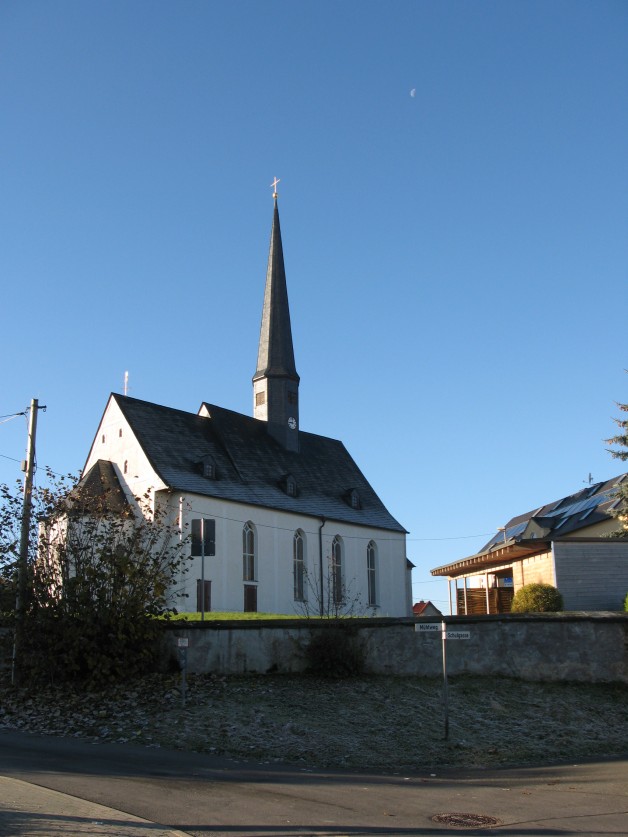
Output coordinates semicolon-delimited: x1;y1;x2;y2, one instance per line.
282;473;297;497
197;455;217;480
345;488;361;509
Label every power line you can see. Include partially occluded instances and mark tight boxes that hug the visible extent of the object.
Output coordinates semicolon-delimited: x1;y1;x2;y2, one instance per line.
408;532;493;542
0;412;27;425
0;453;22;464
0;457;494;542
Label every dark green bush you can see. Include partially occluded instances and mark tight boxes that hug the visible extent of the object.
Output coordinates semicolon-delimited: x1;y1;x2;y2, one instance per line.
304;626;365;677
511;583;564;613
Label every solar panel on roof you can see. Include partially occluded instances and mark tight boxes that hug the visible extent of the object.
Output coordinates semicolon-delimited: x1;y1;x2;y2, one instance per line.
546;490;614;518
507;521;527;538
484;520;528;550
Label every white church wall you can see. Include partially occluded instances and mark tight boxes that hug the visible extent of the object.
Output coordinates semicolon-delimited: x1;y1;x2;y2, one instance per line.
171;493;409;617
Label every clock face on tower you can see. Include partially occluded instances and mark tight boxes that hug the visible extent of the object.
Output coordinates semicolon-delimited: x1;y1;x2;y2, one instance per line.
287;416;297;430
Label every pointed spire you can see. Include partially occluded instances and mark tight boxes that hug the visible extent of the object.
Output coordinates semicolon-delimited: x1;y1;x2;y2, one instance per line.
253;192;300;451
254;199;298;381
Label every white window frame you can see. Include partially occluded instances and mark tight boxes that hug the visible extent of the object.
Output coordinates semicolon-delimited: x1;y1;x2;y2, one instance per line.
367;540;378;606
331;535;343;604
293;529;306;601
243;521;256;581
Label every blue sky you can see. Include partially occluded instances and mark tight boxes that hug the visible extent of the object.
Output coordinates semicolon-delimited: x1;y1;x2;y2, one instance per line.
1;1;626;610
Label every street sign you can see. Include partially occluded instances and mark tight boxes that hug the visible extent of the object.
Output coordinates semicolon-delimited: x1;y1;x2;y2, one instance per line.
445;630;470;640
415;623;440;632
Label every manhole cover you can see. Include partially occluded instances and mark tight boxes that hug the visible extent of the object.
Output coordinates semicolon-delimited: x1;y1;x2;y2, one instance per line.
432;812;502;828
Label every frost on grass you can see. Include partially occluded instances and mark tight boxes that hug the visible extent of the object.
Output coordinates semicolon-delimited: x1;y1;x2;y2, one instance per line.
1;674;626;770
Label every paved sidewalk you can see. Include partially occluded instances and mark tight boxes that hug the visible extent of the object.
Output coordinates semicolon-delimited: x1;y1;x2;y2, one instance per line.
0;776;191;837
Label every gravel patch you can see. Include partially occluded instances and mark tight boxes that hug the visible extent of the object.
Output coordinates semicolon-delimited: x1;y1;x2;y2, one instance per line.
1;674;627;771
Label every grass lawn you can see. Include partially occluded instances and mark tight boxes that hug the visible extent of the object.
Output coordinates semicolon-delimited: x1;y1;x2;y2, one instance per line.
166;611;303;621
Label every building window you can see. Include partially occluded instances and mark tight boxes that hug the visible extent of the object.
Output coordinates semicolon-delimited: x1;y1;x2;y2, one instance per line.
191;518;216;556
345;488;361;509
288;391;298;405
101;434;105;444
197;455;216;479
367;540;377;606
255;391;266;406
123;460;128;474
331;535;343;604
293;530;306;601
243;521;256;581
119;429;123;437
283;473;297;496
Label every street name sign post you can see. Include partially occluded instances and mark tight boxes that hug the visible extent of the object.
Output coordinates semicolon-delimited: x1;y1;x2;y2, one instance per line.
414;622;472;739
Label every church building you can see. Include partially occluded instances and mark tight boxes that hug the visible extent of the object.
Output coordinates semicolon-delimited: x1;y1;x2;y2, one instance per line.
81;193;412;617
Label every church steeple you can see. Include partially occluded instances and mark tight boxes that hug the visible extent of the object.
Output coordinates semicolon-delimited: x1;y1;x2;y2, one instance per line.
253;186;300;452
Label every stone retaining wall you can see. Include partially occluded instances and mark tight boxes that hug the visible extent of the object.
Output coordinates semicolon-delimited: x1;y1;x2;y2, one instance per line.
165;613;628;683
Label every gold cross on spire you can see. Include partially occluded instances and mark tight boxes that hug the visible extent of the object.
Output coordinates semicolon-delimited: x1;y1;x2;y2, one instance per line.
270;177;280;198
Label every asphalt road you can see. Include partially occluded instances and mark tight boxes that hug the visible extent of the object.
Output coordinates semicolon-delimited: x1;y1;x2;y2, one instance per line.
0;730;627;836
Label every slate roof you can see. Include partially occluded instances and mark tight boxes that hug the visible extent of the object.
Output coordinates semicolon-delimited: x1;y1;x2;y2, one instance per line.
431;474;626;576
73;459;130;515
111;394;406;532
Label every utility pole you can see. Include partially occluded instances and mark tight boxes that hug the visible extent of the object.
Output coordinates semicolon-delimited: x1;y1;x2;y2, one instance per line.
12;398;45;685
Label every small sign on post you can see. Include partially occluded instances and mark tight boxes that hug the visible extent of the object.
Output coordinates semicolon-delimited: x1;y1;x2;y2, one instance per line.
415;622;440;632
445;630;470;640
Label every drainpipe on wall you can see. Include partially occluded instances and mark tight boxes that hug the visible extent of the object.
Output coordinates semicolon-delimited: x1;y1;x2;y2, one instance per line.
318;517;326;617
179;496;186;602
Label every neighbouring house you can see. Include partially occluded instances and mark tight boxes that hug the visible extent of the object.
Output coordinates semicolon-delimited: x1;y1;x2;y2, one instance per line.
431;475;628;614
412;600;442;618
78;196;412;617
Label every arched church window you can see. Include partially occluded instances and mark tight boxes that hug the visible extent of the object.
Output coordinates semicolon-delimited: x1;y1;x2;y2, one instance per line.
243;522;256;581
293;530;306;601
367;540;378;606
331;535;343;605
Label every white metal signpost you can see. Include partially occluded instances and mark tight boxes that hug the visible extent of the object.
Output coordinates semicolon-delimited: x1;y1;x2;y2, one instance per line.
414;621;471;739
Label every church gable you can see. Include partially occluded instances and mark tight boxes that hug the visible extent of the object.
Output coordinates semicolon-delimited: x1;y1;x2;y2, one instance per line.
82;395;165;498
